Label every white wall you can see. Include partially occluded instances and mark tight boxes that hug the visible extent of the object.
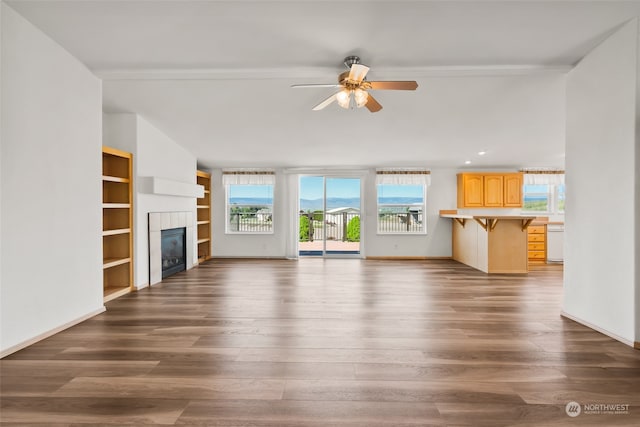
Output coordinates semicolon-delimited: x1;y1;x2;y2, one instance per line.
211;167;458;258
1;4;103;353
365;168;456;257
211;169;288;257
636;27;640;345
103;113;198;288
564;19;638;344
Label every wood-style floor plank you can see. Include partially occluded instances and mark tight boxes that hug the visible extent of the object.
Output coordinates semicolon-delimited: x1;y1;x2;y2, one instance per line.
2;258;640;426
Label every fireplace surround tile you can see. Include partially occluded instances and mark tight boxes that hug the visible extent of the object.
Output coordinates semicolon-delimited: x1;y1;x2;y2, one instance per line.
149;211;194;286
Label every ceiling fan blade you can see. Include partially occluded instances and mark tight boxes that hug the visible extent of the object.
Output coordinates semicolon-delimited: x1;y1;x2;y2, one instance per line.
312;92;339;111
365;93;382;113
368;81;418;90
291;84;341;89
348;64;370;83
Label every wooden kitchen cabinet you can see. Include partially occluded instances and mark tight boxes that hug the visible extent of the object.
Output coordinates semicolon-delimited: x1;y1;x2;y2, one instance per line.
483;175;504;207
457;174;484;207
457;172;523;208
528;224;547;264
503;173;523;207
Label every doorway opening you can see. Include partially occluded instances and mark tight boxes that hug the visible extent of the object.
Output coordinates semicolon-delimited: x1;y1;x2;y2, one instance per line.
299;176;361;257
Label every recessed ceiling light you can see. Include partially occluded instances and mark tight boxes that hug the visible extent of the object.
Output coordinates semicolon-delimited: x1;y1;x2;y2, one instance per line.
464;160;471;165
478;151;486;156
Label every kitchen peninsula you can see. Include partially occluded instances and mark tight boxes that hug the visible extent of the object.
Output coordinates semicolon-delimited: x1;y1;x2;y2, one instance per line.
440;210;538;273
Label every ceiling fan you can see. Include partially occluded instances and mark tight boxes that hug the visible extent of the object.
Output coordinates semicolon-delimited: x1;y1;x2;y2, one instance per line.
291;56;418;113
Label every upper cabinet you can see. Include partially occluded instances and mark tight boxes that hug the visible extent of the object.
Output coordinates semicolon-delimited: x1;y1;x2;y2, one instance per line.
457;172;523;208
483;175;504;207
503;173;523;207
457;174;484;207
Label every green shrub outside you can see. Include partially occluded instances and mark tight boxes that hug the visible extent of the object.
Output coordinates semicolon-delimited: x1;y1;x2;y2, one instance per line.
346;216;360;242
299;215;311;241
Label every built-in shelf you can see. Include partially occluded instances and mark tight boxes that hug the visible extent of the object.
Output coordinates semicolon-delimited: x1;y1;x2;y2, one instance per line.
103;286;131;303
196;170;211;264
103;257;132;269
102;175;130;183
103;203;131;209
102;228;131;236
102;146;134;302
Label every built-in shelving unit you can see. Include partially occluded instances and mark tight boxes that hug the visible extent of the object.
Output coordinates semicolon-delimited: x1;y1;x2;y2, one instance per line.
196;170;211;263
102;147;134;302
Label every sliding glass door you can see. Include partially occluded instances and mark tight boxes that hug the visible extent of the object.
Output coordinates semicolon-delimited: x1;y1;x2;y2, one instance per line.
299;176;361;257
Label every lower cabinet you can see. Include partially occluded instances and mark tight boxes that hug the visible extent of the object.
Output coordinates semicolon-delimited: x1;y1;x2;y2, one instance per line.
527;224;547;264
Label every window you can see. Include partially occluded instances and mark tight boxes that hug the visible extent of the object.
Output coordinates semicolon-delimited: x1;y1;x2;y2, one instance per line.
522;172;565;215
375;169;430;234
223;170;275;234
377;184;426;233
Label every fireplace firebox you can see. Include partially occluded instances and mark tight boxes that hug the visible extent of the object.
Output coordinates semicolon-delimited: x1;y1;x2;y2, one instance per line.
161;227;186;278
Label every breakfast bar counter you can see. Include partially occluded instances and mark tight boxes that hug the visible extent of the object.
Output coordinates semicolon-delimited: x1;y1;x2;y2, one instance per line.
440;211;538;273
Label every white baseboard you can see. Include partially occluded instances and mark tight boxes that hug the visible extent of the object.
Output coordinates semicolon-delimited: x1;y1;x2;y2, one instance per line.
0;307;106;359
560;310;636;348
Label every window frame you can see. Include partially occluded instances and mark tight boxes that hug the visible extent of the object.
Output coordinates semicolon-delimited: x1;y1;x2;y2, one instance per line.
522;183;565;215
225;183;275;234
376;183;427;235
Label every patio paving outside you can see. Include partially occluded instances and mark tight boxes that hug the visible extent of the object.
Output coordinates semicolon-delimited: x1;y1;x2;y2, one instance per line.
299;240;360;253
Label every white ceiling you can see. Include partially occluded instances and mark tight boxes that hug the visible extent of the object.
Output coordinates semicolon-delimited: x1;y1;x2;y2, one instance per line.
7;0;640;169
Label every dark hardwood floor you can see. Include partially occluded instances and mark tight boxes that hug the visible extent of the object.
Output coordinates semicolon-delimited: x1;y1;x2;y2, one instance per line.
2;259;639;426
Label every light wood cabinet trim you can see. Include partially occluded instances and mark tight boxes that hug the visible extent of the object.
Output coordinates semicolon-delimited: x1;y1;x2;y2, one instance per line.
457;172;523;208
103;257;131;269
102;228;131;236
102;175;130;183
196;170;212;263
528;234;545;242
527;222;547;264
503;173;523;207
102;146;132;159
483;175;504;207
102;146;134;301
103;203;131;209
528;225;546;233
474;218;488;231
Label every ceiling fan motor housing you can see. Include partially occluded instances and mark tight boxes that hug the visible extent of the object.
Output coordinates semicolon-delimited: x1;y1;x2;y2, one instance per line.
343;55;362;68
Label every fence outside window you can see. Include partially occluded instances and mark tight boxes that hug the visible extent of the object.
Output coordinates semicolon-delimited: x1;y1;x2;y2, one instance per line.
228;205;273;233
299;212;360;242
377;205;424;233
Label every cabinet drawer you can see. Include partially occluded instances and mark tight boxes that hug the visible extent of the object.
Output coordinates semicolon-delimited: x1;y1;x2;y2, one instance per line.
528;251;546;259
528;243;545;251
528;234;545;242
528;225;546;234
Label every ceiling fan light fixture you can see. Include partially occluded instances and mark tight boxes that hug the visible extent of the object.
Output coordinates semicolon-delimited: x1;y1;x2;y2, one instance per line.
354;89;368;108
336;89;351;109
